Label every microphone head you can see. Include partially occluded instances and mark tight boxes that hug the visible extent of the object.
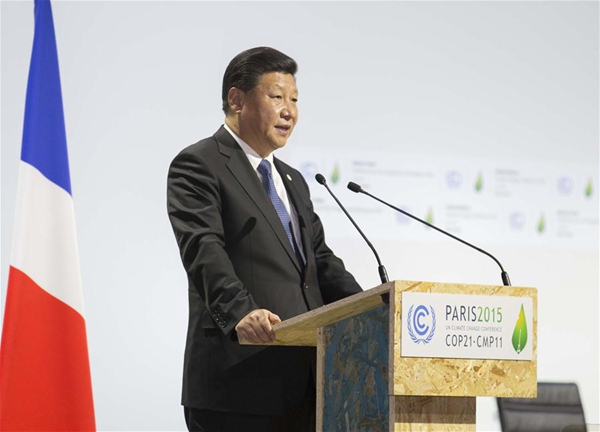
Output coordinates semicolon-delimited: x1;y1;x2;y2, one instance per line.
315;173;326;185
347;182;362;193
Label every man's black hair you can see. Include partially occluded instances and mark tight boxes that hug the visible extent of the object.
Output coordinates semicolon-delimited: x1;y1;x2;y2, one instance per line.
222;47;297;114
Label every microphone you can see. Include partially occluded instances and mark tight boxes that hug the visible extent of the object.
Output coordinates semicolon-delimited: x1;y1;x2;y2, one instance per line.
315;174;389;284
347;182;511;286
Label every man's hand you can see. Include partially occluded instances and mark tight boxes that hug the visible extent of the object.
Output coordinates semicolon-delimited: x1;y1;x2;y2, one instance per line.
235;309;281;344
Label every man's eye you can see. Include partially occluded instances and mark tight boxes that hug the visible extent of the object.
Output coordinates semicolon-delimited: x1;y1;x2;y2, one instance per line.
292;98;298;103
271;95;282;99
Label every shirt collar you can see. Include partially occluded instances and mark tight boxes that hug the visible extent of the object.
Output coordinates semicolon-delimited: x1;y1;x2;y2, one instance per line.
223;123;274;171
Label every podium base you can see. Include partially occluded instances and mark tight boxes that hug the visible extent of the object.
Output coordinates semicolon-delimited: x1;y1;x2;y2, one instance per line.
392;396;475;431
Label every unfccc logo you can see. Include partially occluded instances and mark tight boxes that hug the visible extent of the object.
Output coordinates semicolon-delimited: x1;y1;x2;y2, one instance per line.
407;304;436;344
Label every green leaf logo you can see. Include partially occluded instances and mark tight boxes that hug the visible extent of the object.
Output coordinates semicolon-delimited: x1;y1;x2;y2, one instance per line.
331;163;340;184
475;173;483;192
585;179;593;198
425;208;434;225
512;304;528;354
537;215;545;233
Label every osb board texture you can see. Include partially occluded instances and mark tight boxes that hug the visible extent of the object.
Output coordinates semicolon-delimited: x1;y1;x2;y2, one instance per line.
316;328;325;432
391;396;476;432
390;280;538;398
241;282;393;346
322;305;390;432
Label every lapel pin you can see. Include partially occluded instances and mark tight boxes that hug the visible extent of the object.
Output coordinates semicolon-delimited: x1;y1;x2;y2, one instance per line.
286;174;292;181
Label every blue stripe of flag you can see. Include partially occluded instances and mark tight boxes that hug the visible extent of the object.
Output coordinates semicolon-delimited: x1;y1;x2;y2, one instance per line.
21;0;72;195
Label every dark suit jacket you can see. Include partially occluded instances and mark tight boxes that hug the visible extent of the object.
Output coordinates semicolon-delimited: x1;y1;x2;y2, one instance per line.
167;126;362;415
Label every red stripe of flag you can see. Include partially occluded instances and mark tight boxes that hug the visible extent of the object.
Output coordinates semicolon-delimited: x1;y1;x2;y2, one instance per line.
1;267;95;430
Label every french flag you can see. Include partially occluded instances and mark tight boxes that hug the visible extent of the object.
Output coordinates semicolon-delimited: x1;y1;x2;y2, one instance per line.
0;0;96;430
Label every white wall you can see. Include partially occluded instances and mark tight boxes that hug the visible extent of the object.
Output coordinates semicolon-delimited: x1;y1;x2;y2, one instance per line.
1;2;598;431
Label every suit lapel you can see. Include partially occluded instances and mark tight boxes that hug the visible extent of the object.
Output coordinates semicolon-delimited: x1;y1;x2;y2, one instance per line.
214;127;302;273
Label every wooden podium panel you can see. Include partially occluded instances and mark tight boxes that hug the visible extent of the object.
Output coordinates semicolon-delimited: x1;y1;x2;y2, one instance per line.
391;396;476;431
390;280;537;399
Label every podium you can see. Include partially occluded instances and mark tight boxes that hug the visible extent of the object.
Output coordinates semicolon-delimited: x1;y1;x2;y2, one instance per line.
241;280;537;431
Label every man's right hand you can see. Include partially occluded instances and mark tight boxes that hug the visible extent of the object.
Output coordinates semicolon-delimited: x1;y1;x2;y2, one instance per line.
235;309;281;344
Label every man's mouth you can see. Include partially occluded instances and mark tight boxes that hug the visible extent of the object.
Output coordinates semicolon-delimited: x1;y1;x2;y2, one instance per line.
275;125;291;135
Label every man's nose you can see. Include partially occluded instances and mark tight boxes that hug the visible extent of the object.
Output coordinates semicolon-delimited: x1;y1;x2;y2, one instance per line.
281;103;296;120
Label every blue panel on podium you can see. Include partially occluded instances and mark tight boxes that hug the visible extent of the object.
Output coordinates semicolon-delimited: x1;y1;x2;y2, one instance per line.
323;304;389;431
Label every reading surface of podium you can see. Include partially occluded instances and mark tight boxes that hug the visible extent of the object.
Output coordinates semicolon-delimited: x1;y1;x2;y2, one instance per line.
242;280;537;431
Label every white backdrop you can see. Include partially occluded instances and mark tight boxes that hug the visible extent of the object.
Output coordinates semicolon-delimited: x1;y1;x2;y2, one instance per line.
1;1;598;431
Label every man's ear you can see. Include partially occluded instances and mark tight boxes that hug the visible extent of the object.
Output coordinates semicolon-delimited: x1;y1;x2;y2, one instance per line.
227;87;244;113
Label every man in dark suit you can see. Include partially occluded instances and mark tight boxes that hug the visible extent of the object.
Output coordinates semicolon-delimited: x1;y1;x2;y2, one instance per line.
167;47;362;432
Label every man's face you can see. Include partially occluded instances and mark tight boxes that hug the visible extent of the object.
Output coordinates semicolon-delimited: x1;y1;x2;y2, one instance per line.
237;72;298;157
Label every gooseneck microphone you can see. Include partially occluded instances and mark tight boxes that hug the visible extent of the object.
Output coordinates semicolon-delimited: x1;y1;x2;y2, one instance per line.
347;181;511;286
315;174;389;284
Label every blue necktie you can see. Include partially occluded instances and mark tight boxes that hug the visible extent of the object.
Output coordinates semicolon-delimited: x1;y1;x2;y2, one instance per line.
257;160;304;270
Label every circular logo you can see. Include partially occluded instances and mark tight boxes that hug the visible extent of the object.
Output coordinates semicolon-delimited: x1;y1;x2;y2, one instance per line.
509;212;525;230
446;170;463;189
301;162;318;181
557;176;573;195
407;305;436;344
395;205;412;225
